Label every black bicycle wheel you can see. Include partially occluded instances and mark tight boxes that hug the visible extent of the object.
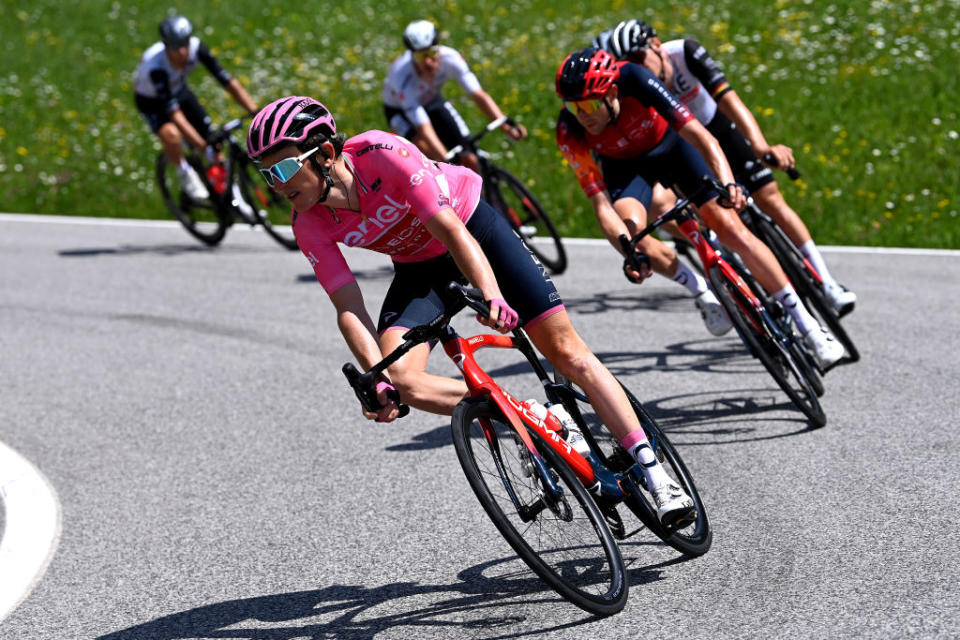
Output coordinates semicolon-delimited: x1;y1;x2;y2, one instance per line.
755;215;859;363
553;375;712;557
487;167;567;274
236;157;298;250
155;153;227;246
719;247;825;398
451;396;627;616
708;264;827;427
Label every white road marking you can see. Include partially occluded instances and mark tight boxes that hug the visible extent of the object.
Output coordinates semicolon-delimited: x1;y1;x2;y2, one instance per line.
0;441;61;624
1;212;957;255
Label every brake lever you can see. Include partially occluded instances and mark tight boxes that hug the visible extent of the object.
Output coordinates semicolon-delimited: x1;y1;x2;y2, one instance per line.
341;363;410;419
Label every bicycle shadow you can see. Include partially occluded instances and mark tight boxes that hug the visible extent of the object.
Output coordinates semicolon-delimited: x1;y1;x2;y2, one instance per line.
296;265;394;283
58;244;221;258
563;290;693;315
96;553;678;640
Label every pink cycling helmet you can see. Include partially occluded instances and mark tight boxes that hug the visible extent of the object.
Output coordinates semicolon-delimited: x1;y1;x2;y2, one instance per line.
247;96;336;160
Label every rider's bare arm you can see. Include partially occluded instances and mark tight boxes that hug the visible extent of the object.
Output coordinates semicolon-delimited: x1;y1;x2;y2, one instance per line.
224;78;258;114
469;89;527;140
424;208;510;329
589;191;634;254
330;282;386;372
716;91;794;170
169;108;208;151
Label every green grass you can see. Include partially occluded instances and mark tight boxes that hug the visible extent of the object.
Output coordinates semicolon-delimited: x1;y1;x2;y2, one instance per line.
1;0;958;247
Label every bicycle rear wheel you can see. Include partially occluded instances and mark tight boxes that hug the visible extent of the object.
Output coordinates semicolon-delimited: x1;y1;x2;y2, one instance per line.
451;396;627;616
237;158;298;250
553;375;712;557
156;153;227;246
754;215;859;363
708;264;827;427
487;167;567;274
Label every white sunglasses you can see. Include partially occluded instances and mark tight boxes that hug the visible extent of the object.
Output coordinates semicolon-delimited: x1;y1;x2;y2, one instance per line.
258;147;319;186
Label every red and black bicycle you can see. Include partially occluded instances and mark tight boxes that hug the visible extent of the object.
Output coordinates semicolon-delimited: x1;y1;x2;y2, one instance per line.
343;283;711;616
619;178;827;427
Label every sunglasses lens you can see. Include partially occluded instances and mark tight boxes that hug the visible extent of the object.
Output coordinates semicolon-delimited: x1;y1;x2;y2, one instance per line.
566;100;602;115
266;158;304;185
414;46;439;62
259;168;275;186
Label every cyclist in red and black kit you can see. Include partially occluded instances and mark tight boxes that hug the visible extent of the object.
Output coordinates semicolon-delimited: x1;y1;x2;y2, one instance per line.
595;19;856;314
555;48;844;367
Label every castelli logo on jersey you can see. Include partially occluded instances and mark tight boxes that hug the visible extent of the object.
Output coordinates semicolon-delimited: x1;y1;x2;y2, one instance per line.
342;195;411;246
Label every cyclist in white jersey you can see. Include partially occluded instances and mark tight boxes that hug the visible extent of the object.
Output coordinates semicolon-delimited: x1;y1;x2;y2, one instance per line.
595;20;856;314
382;20;527;174
134;15;258;201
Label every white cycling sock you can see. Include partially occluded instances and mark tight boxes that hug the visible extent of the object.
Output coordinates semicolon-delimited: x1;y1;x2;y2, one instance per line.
177;157;190;172
620;429;670;489
773;284;818;336
671;260;708;296
800;240;838;287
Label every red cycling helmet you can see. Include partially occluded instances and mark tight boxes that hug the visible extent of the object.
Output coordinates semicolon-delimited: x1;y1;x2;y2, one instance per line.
555;48;619;101
247;96;336;160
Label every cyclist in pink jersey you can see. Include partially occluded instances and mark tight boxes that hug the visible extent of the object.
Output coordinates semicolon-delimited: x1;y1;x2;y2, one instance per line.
247;95;697;526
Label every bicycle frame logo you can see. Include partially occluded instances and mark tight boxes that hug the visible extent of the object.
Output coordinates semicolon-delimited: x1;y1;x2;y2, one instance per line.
443;332;596;483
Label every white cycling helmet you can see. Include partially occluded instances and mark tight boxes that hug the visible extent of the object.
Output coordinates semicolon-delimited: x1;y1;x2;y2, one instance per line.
403;20;439;51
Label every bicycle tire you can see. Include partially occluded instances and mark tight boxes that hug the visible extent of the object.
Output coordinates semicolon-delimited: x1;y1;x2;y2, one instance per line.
754;215;859;362
487;166;567;274
553;374;713;557
451;396;627;616
155;153;228;246
707;264;827;427
719;247;825;398
236;157;298;250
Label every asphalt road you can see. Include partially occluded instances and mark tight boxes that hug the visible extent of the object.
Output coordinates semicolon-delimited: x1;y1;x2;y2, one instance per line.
1;215;958;639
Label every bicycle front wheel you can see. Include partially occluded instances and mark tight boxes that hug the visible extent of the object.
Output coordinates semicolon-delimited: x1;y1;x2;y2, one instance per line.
237;158;298;250
156;153;227;246
451;396;627;616
708;264;826;427
487;167;567;274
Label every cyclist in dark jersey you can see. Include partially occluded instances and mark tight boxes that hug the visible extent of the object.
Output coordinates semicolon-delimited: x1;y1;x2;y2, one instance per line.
595;20;856;314
134;15;258;201
245;95;697;525
555;48;844;367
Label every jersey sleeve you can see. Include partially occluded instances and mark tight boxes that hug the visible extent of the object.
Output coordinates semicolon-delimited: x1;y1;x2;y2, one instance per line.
683;39;731;100
555;110;606;198
293;211;356;294
196;41;232;87
446;48;482;95
618;63;695;130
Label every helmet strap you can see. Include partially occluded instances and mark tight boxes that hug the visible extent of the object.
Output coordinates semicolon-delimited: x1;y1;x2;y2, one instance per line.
310;154;335;204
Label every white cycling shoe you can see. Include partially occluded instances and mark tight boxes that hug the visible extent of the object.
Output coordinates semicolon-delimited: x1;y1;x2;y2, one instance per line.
652;480;696;528
695;290;733;336
803;325;845;368
824;281;857;316
231;183;256;220
177;165;210;201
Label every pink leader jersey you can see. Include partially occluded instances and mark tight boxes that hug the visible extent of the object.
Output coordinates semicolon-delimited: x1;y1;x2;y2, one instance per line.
292;130;483;294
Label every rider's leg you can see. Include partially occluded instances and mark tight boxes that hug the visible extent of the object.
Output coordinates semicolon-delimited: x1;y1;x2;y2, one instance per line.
698;198;843;363
157;122;186;166
379;333;467;415
752;182;854;307
527;312;693;515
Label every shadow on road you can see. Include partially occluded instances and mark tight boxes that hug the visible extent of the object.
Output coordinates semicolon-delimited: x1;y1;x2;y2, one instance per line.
297;265;394;284
97;553;684;640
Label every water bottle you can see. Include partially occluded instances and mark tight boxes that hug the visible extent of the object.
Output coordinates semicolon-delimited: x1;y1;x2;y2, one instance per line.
206;163;227;195
546;403;591;456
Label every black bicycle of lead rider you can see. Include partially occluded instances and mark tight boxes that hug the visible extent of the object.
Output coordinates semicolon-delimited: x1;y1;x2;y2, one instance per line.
446;117;568;274
155;118;298;250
